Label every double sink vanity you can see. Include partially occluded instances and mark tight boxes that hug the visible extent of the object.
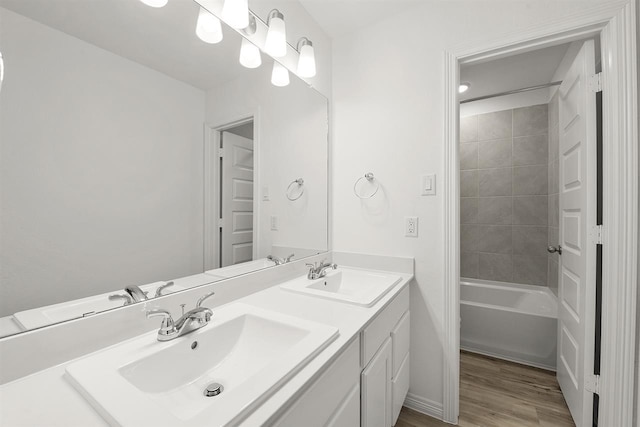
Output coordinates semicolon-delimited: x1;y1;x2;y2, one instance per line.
0;254;412;426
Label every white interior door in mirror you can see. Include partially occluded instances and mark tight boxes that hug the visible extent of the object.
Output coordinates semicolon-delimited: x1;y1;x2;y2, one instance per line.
221;132;254;267
557;39;597;427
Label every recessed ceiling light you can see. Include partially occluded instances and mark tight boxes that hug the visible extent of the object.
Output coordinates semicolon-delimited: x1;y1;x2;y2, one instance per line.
459;82;470;94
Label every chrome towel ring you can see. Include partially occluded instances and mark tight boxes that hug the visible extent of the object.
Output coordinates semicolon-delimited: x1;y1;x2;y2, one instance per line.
286;178;305;201
354;172;379;199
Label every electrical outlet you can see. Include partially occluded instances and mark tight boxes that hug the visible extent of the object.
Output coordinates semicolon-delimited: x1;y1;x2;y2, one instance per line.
405;216;419;237
270;216;278;231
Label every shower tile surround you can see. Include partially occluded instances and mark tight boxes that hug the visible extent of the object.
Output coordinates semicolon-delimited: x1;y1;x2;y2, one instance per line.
460;104;550;286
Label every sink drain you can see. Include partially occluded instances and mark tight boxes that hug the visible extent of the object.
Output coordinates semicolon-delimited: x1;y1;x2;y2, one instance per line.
204;382;224;397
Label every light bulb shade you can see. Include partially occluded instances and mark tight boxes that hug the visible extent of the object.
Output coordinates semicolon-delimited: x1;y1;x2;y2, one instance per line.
459;83;470;93
271;62;290;87
265;11;287;58
222;0;249;29
239;38;262;69
196;7;223;44
139;0;168;7
297;43;316;78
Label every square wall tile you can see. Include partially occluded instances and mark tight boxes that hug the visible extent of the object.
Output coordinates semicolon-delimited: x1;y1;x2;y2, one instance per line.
461;224;480;252
461;170;478;197
513;226;548;257
460;115;478;143
513;134;548;166
513;165;548;195
513;255;548;286
514;196;548;225
461;252;479;279
478;138;512;169
548;125;559;161
478;253;513;282
548;194;559;227
513;104;548;137
478;110;512;141
461;198;478;224
477;225;512;254
548;94;559;129
548;159;559;195
460;143;478;170
478;197;512;225
478;168;512;196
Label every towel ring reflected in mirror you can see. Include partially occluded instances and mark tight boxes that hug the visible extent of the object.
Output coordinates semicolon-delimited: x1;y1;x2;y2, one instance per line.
353;172;379;199
286;178;305;201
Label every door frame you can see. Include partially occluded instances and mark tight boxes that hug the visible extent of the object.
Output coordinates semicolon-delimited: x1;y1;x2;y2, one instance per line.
204;110;261;271
442;1;638;425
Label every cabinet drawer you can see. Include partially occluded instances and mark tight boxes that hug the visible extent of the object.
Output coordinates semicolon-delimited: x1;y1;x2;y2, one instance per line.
391;310;410;376
272;337;360;427
392;353;410;426
362;286;409;367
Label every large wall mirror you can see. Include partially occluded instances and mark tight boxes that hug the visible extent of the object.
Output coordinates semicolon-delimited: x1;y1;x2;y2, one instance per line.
0;0;328;338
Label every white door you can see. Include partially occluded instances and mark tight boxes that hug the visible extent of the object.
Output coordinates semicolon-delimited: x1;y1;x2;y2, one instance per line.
220;132;254;267
556;40;597;427
361;337;392;427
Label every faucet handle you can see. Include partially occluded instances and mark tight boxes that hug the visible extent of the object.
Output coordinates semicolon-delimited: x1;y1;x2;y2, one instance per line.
154;281;175;298
146;309;176;337
196;290;216;308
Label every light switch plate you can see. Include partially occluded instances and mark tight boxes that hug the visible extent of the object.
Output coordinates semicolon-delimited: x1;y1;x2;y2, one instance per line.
422;174;436;196
262;186;270;201
405;216;419;237
270;216;278;231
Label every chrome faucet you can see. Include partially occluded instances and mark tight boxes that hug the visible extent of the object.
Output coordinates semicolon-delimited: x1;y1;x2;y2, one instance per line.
267;253;295;265
125;285;148;302
146;291;216;342
306;261;338;280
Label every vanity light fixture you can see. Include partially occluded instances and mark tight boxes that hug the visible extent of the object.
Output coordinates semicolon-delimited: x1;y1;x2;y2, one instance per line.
265;9;287;58
138;0;168;7
240;38;262;69
196;7;223;44
296;37;316;78
222;0;249;30
459;82;471;93
271;61;289;87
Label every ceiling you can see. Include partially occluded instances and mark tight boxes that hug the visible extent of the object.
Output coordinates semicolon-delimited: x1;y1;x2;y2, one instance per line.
298;0;422;39
0;0;257;91
459;43;572;102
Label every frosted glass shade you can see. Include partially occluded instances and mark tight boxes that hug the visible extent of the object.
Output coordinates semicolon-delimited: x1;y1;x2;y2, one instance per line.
271;62;290;87
222;0;249;29
265;16;287;58
240;39;262;69
297;44;316;78
196;7;223;44
139;0;168;7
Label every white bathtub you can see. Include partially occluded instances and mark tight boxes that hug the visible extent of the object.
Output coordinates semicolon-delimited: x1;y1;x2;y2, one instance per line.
460;278;558;370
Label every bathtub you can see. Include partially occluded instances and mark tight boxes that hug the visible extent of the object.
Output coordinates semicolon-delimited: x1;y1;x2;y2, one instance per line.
460;278;558;370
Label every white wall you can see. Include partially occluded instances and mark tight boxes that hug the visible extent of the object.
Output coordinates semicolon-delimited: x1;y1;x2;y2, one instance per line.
206;63;328;260
0;8;206;317
331;0;622;412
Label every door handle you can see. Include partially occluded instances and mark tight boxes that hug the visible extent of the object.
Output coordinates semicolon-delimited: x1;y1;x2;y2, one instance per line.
547;245;562;255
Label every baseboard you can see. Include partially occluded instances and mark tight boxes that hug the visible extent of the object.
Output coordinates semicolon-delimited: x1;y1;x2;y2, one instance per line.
403;393;444;420
461;345;556;372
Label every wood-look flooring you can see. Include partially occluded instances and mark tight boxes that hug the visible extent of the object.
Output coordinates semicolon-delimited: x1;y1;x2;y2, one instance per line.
396;351;575;427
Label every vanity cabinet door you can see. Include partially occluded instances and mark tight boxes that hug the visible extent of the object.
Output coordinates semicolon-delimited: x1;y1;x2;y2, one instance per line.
361;337;392;427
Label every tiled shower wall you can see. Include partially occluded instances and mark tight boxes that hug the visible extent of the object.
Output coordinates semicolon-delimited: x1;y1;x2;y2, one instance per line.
460;104;549;286
548;94;560;296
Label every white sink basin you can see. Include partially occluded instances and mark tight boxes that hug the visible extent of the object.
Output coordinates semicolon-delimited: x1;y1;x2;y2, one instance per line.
65;303;338;426
13;281;185;330
280;267;402;307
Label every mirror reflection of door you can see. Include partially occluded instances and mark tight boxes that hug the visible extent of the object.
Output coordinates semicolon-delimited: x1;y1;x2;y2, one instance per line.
220;124;254;267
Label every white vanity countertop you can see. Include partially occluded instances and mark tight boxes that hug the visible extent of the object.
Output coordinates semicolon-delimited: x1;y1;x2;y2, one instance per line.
0;267;413;427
